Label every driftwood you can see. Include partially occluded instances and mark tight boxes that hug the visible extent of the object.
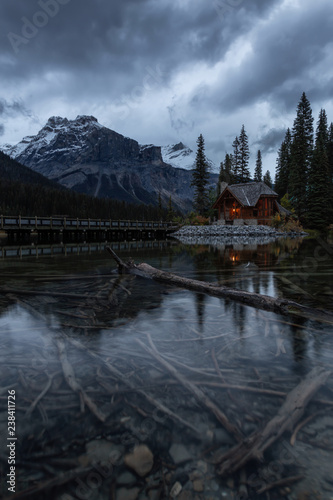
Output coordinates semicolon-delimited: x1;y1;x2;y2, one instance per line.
216;366;331;475
56;338;108;422
66;337;199;433
137;334;243;442
106;247;333;324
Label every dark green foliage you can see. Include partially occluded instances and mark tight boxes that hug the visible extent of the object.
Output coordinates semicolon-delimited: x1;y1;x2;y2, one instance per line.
217;153;234;194
191;134;210;215
306;109;332;230
239;125;251;182
217;161;224;195
263;170;273;188
275;128;291;198
289;92;314;217
0;151;168;220
254;150;262;182
231;126;251;183
0;150;63;189
328;123;333;183
232;135;241;181
167;195;175;221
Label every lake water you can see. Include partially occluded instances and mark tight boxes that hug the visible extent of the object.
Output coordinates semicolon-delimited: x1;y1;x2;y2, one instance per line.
0;235;332;500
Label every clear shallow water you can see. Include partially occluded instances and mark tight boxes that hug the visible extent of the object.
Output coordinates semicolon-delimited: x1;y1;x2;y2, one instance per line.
0;236;333;499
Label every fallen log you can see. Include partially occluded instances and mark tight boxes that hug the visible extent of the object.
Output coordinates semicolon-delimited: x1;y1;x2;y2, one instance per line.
106;247;333;324
216;366;331;476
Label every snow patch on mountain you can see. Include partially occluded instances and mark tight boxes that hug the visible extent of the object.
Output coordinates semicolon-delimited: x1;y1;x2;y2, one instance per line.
1;115;105;159
161;142;218;172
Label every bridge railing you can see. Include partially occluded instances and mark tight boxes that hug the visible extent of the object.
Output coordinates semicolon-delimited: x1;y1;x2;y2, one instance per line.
0;215;172;231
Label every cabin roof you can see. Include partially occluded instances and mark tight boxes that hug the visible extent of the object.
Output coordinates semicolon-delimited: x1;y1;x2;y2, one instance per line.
213;182;278;208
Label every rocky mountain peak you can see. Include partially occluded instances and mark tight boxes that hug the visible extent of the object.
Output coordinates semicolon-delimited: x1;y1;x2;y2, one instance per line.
1;116;218;212
171;142;188;152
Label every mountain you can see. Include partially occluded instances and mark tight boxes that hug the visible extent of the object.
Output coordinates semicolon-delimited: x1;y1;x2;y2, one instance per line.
161;142;218;172
2;116;218;212
0;150;168;220
0;149;64;189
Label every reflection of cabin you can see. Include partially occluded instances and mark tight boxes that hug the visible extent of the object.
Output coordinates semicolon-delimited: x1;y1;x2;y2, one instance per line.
213;182;286;225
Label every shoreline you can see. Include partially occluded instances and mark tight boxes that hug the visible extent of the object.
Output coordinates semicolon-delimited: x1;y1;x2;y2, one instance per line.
173;224;308;239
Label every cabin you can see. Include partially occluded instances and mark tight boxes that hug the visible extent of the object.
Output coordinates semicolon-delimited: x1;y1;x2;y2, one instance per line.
212;182;287;225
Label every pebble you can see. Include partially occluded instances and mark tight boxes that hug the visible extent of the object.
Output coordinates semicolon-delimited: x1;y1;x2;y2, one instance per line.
192;479;204;492
124;445;154;477
116;471;137;485
116;487;140;500
80;439;124;466
170;481;183;498
169;443;193;464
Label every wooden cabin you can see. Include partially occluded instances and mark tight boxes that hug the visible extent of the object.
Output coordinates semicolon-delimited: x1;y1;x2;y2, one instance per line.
212;182;286;225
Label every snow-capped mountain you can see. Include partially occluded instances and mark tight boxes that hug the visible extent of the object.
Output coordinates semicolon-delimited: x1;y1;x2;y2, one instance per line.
161;142;218;172
2;115;218;212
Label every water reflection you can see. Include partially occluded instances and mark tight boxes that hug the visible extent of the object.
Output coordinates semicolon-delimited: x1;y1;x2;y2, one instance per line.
0;237;332;499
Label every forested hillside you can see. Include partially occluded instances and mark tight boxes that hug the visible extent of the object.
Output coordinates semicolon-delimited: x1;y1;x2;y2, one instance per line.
0;151;167;220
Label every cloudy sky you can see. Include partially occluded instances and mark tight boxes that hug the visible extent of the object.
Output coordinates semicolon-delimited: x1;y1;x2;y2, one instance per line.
1;0;333;176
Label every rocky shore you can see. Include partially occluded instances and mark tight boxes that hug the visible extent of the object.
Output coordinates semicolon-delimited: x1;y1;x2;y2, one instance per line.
172;224;308;246
173;224;307;239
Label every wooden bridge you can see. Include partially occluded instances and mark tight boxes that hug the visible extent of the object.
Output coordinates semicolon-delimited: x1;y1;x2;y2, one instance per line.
0;215;175;244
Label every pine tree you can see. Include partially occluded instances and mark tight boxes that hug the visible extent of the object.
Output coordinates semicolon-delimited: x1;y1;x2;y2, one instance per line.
328;123;333;216
217;161;225;195
232;136;241;182
224;153;234;184
191;134;210;215
289;92;314;218
306;109;331;230
167;195;174;221
217;153;234;193
158;192;163;219
239;125;251;182
263;170;273;188
328;122;333;183
275;128;292;198
254;150;262;182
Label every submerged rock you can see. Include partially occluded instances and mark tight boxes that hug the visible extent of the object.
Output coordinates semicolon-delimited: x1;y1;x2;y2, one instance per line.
124;444;154;477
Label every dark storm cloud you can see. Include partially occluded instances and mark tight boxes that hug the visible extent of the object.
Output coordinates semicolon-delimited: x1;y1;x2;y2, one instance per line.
0;0;281;97
212;1;333;113
253;128;287;155
0;98;33;118
0;0;332;169
0;124;4;136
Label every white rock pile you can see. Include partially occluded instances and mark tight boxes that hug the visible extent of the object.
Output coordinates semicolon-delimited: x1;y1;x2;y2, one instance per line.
173;224;307;239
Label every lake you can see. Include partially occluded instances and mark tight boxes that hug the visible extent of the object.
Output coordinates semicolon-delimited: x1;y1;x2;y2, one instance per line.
0;235;332;500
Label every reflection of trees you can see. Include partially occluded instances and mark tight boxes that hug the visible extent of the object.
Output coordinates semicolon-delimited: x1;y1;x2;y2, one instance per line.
289;318;308;365
194;293;205;333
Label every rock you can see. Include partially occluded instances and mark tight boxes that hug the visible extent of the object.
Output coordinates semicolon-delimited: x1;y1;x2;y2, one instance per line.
170;481;183;498
178;492;194;500
116;471;137;485
213;428;235;445
79;439;124;467
192;479;204;492
116;487;140;500
124;445;154;477
169;443;193;464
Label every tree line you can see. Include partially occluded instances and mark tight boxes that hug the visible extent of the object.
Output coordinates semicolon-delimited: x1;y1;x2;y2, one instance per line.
191;92;333;229
275;92;333;229
0;151;168;221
